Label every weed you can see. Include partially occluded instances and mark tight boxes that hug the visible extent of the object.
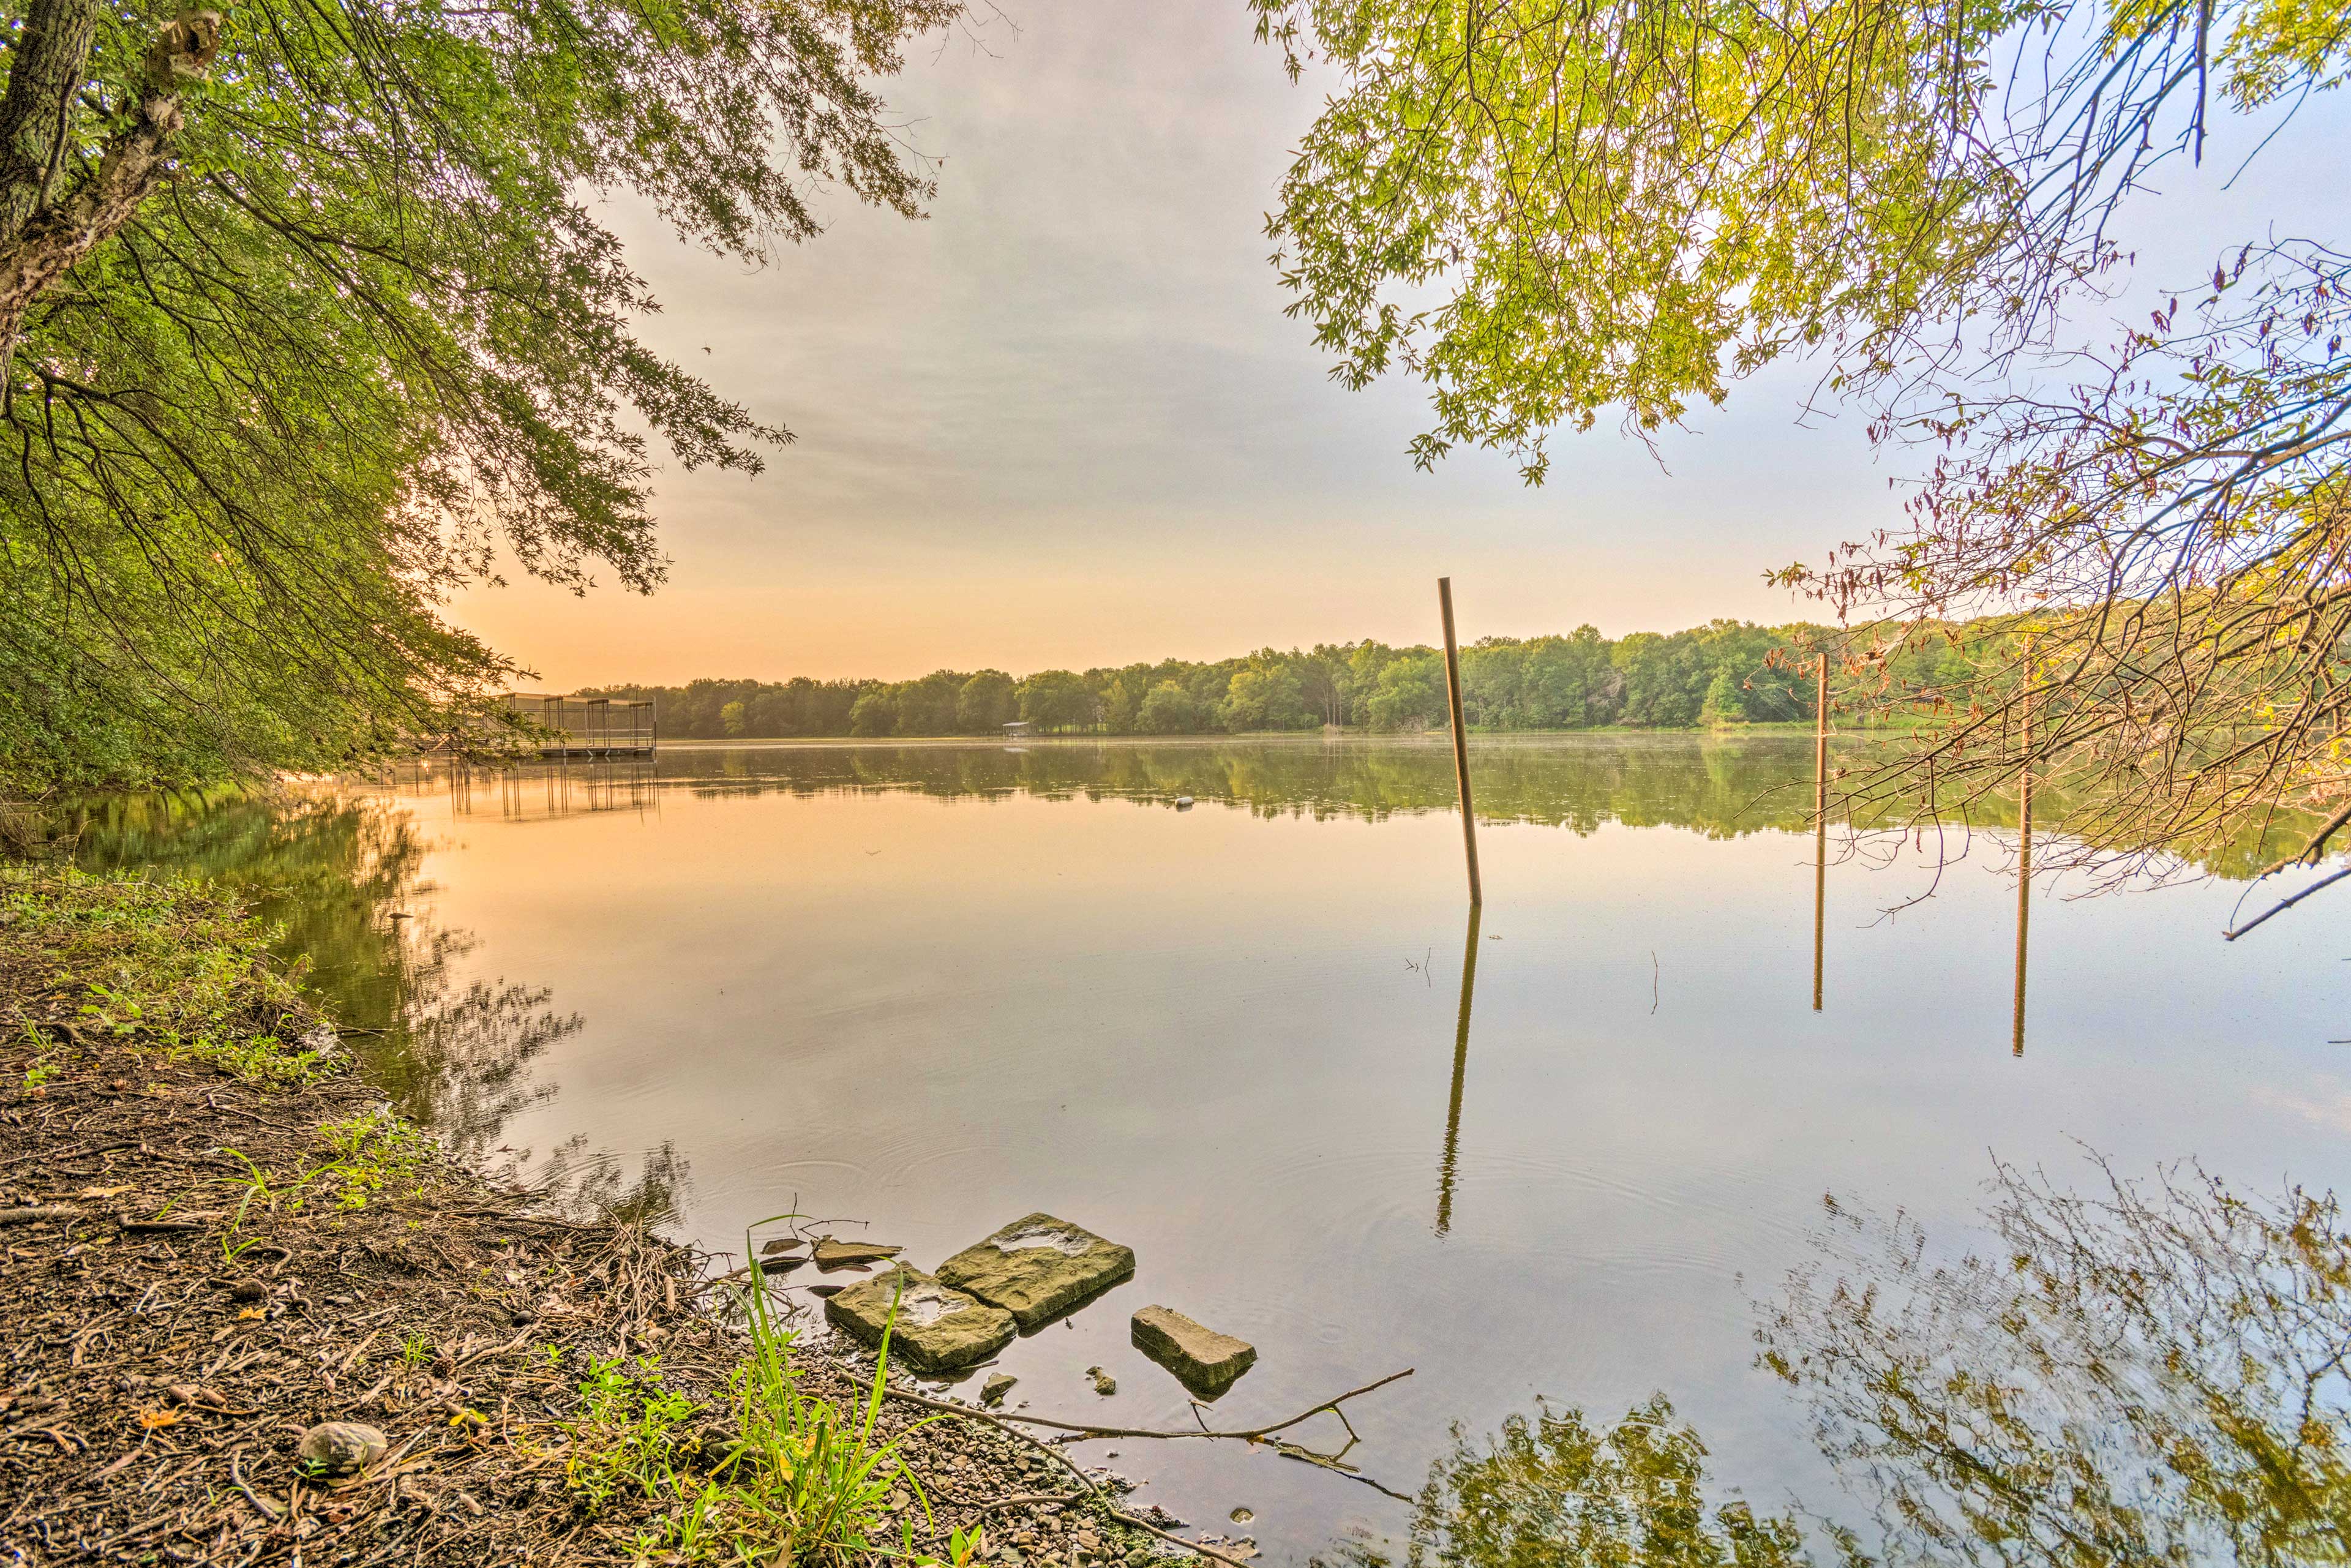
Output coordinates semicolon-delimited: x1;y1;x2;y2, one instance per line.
313;1108;430;1209
558;1214;948;1564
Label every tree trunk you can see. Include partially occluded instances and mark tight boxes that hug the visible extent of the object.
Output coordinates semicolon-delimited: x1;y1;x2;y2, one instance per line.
0;7;219;354
0;0;100;241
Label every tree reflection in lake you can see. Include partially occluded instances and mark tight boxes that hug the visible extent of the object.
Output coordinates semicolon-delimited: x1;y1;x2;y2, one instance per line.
55;786;684;1216
1311;1394;1844;1568
1332;1158;2351;1567
1764;1159;2351;1565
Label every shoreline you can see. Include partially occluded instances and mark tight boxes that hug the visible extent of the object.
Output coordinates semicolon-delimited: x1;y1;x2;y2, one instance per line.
0;867;1220;1567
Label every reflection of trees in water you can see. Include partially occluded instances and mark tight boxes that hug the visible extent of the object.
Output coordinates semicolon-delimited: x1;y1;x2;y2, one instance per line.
527;1135;692;1228
58;786;686;1220
640;738;1839;836
1764;1160;2351;1565
1313;1395;1825;1568
1330;1160;2351;1567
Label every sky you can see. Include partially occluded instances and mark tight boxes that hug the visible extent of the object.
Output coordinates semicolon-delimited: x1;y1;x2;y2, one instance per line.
446;4;2349;690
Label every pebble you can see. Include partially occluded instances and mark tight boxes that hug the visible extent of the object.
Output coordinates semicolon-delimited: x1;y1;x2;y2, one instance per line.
296;1421;387;1479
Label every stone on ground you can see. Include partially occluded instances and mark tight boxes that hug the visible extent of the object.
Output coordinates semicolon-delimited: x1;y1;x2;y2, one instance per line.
296;1420;387;1478
981;1372;1018;1408
823;1265;1016;1372
936;1213;1135;1329
1131;1305;1256;1398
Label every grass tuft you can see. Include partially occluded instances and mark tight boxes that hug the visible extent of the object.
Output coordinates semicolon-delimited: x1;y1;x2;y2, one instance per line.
560;1213;962;1565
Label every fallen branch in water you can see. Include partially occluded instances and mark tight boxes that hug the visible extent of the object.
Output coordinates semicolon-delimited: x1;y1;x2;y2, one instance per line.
882;1388;1253;1568
886;1367;1419;1532
888;1368;1412;1446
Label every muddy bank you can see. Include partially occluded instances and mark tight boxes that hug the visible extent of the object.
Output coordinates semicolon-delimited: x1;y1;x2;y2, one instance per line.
0;868;1217;1567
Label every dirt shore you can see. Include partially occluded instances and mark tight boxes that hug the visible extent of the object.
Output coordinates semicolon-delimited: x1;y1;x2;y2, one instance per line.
0;867;1206;1567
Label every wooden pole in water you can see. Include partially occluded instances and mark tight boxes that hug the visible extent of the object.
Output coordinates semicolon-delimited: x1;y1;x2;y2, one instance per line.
1813;653;1829;1011
2013;635;2034;1057
1439;577;1483;906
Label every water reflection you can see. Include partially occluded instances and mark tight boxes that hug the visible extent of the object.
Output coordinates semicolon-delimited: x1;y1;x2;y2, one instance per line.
1764;1159;2351;1564
1336;1157;2351;1567
1310;1394;1820;1568
54;786;682;1212
1433;904;1482;1237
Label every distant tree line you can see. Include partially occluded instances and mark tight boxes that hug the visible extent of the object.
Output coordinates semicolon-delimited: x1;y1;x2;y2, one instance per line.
579;619;1952;739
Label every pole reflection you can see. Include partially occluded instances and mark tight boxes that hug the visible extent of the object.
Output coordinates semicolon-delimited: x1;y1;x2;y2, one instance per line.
1434;902;1483;1237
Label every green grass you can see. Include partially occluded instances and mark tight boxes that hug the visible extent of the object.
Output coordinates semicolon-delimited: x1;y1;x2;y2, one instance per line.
1;864;329;1085
560;1215;966;1566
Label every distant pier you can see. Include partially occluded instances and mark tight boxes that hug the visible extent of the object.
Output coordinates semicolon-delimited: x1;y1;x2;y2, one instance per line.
504;692;656;758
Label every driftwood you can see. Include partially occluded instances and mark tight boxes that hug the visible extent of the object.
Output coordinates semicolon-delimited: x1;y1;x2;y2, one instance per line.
882;1390;1253;1568
884;1367;1420;1558
888;1368;1412;1445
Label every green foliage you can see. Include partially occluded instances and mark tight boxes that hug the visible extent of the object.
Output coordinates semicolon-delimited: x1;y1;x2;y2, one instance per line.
1250;0;2351;887
560;1219;945;1564
0;862;328;1083
583;618;1874;739
0;0;963;792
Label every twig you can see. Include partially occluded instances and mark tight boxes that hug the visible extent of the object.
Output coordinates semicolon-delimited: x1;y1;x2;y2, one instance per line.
879;1391;1252;1568
2224;863;2351;940
228;1451;283;1520
887;1368;1414;1444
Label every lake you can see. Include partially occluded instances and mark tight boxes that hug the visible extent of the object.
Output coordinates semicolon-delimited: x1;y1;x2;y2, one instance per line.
64;734;2351;1562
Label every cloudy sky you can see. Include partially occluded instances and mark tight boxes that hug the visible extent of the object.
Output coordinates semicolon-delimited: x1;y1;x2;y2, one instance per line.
447;4;2344;689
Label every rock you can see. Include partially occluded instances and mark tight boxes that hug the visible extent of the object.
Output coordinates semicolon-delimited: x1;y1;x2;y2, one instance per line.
823;1265;1017;1373
1130;1305;1256;1399
1086;1365;1117;1396
756;1253;807;1275
981;1373;1018;1408
760;1237;807;1258
812;1237;904;1271
937;1214;1135;1330
806;1283;846;1297
296;1420;387;1479
223;1278;266;1303
1229;1507;1254;1525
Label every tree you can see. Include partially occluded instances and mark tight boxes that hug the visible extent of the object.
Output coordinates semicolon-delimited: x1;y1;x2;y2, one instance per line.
956;670;1017;733
1137;680;1205;734
1017;670;1094;733
1366;653;1446;730
1253;0;2351;913
1220;661;1313;732
0;0;963;789
847;688;898;737
719;701;748;737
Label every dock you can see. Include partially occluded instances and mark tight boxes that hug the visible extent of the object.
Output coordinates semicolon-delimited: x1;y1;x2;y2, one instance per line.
503;692;656;758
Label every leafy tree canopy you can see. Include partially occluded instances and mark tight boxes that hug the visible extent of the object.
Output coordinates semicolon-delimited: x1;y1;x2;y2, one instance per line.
0;0;961;790
1254;0;2351;912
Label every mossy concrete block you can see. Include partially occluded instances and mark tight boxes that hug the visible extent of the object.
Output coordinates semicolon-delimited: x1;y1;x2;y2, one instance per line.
1131;1305;1256;1399
823;1264;1016;1372
936;1213;1136;1329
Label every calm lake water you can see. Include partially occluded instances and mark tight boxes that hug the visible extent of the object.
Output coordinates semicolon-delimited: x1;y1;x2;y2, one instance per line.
66;735;2351;1561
